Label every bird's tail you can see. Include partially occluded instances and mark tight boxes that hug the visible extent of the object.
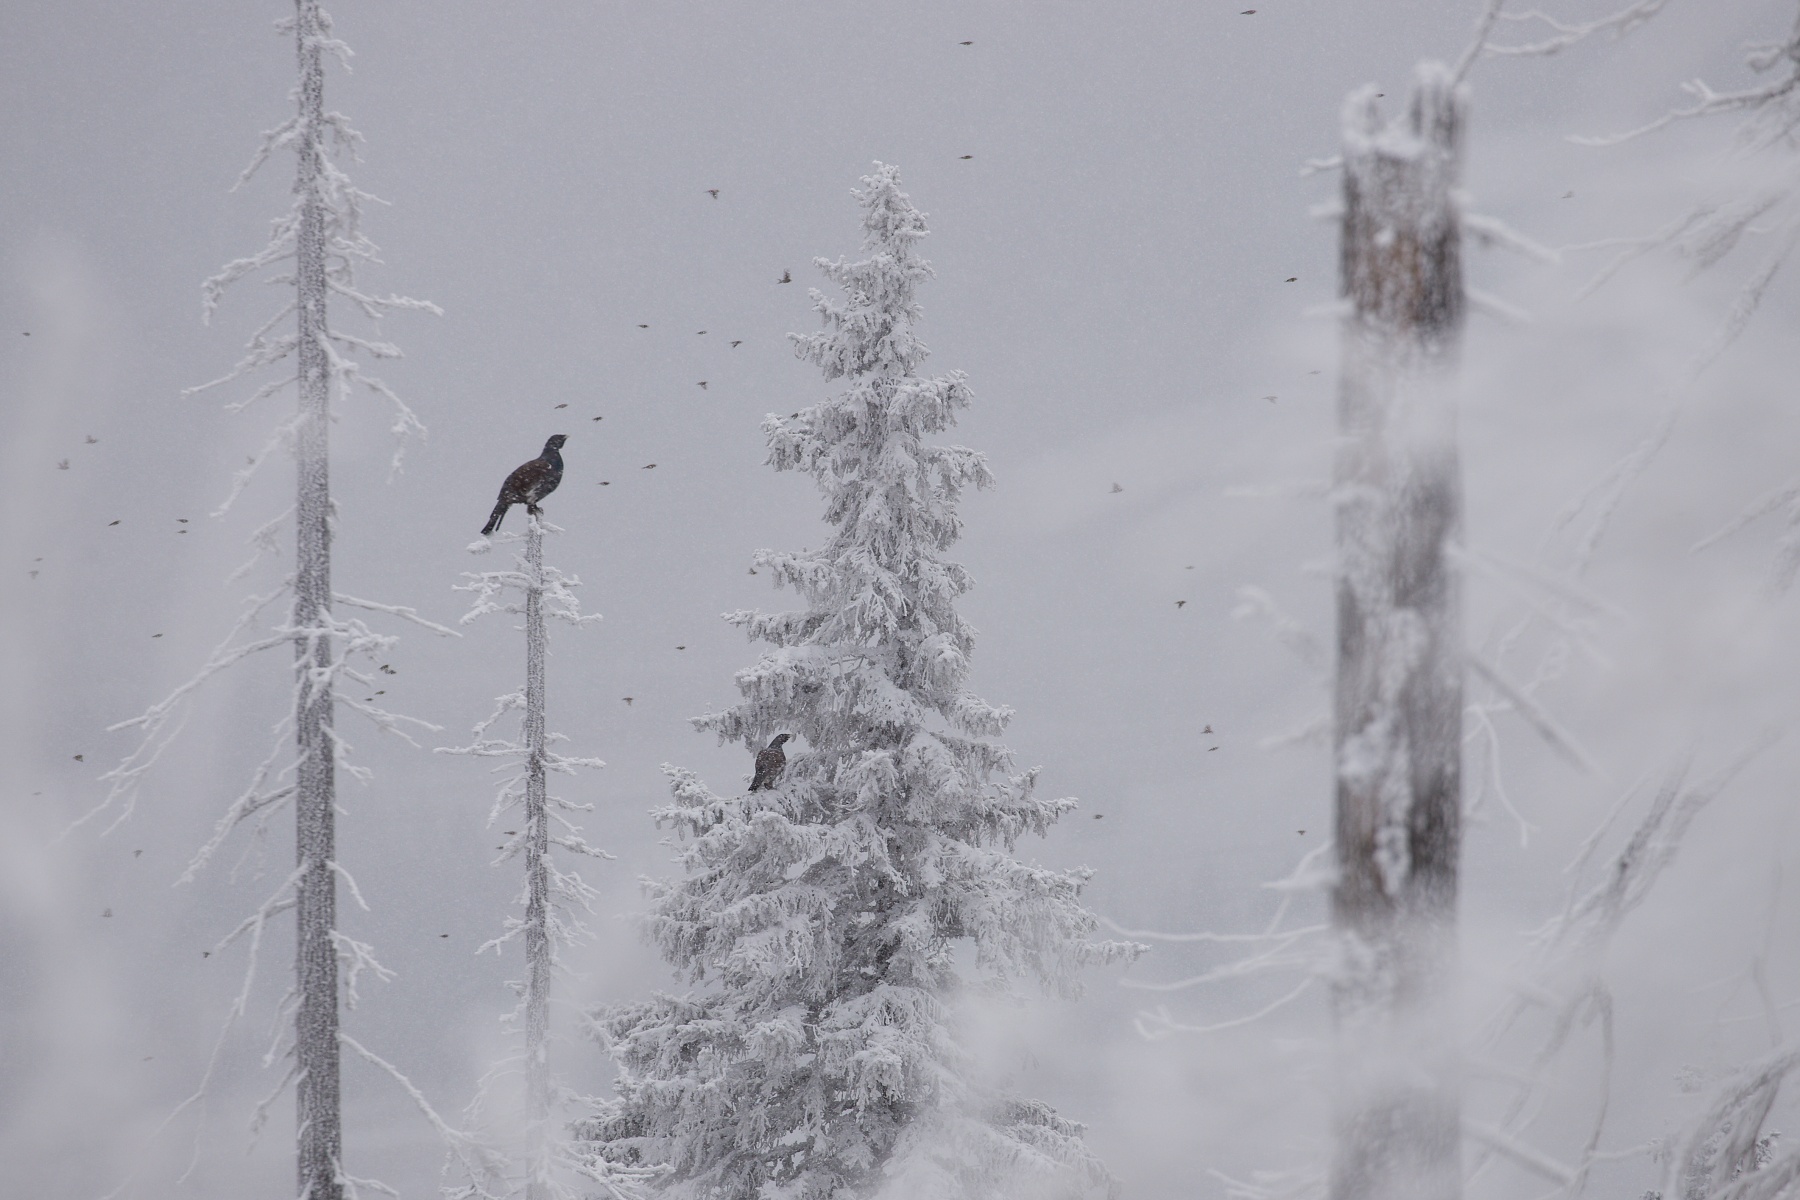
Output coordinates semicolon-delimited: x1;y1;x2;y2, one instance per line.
481;499;509;535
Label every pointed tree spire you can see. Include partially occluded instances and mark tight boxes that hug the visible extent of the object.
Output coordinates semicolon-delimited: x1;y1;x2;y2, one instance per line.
589;163;1135;1200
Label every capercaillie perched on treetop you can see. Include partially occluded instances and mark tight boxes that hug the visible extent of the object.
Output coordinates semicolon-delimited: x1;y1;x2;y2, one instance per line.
481;434;567;535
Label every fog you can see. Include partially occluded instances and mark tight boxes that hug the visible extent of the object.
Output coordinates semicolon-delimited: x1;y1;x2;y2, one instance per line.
5;2;1800;1197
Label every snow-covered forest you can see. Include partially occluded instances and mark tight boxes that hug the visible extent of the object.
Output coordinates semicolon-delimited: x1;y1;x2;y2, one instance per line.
8;2;1800;1199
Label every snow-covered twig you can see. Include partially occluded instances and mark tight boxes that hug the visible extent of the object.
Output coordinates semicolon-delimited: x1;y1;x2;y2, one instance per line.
1468;736;1782;1195
1465;211;1563;264
1450;0;1513;85
333;592;461;636
1467;651;1604;778
1232;585;1326;673
1487;1;1673;58
1134;979;1318;1039
1099;917;1328;947
1464;1120;1577;1184
80;588;294;838
340;1033;512;1187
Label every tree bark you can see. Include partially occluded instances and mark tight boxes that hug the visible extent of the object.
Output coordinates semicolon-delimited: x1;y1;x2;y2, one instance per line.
523;514;550;1200
1329;62;1467;1200
292;3;342;1199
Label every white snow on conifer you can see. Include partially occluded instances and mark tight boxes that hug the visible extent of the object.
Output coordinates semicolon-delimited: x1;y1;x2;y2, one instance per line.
586;163;1136;1200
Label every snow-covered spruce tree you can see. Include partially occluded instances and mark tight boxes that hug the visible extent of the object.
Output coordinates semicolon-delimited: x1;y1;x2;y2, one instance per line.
587;163;1135;1200
1329;65;1467;1200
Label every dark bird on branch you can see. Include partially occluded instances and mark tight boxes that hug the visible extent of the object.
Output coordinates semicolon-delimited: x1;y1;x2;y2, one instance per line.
749;733;791;792
481;434;567;535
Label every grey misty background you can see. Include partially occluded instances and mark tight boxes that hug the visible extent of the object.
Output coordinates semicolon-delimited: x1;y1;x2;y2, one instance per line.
4;0;1800;1197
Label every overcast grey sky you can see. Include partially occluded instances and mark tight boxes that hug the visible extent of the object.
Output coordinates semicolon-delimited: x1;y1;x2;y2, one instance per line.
7;2;1800;1198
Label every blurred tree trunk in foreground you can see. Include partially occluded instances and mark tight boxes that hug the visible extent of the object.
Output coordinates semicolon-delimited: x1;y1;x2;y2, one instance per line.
1330;61;1467;1200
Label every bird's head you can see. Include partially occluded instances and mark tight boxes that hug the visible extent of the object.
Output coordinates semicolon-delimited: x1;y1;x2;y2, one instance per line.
769;733;792;748
545;434;568;451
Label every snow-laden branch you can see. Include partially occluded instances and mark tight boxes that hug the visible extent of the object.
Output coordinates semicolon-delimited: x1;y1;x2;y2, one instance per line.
79;587;293;837
453;523;600;629
1657;1044;1800;1200
1691;471;1800;596
1467;286;1535;325
1467;704;1539;847
330;929;394;1010
1467;735;1783;1194
99;860;307;1199
1464;211;1563;264
1467;651;1604;778
1232;585;1326;673
227;506;294;585
211;415;302;518
340;1033;513;1189
1487;0;1673;58
1099;915;1329;947
1133;979;1318;1039
333;592;460;636
1118;935;1322;992
1451;0;1513;85
1464;1121;1577;1184
198;67;436;475
1106;844;1334;1039
174;723;295;881
1571;74;1800;148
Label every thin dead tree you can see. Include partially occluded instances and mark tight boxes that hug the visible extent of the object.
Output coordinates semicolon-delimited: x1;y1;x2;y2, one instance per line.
1328;62;1469;1200
85;4;488;1197
442;517;649;1200
291;4;342;1191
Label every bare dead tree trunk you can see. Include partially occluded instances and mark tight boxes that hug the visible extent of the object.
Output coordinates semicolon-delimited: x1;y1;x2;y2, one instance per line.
1329;62;1467;1200
293;2;342;1198
522;514;550;1200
